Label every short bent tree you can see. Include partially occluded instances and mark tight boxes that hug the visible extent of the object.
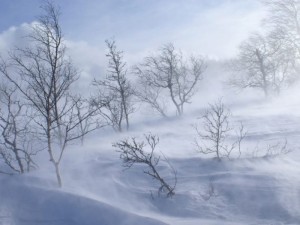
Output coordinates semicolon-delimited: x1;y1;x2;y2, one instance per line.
114;133;177;197
135;44;206;117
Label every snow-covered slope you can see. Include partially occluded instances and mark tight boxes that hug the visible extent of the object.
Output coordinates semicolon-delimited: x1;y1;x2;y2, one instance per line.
0;175;168;225
1;89;300;225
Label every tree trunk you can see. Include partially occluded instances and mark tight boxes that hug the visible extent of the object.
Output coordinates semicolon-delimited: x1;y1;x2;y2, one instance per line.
55;163;62;188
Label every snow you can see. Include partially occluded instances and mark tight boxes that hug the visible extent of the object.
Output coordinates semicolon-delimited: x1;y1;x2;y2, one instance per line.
0;176;168;225
1;74;300;225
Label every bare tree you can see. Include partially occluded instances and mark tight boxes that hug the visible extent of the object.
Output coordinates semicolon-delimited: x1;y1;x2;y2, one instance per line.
194;99;246;160
228;1;300;97
135;43;206;117
0;85;39;174
263;0;300;58
251;139;291;158
113;133;177;197
93;39;134;132
0;2;101;187
72;95;102;145
228;33;296;97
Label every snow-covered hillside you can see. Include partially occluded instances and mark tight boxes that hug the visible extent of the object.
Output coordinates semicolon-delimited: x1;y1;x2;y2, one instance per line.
1;90;300;225
1;1;300;224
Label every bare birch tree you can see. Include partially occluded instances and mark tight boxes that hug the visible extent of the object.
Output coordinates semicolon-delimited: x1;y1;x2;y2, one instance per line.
228;33;296;97
263;0;300;57
194;99;246;160
93;39;134;132
135;43;206;117
0;1;101;186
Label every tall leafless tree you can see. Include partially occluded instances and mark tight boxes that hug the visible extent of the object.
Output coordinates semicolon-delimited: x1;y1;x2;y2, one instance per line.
93;39;134;132
0;2;101;186
135;43;206;117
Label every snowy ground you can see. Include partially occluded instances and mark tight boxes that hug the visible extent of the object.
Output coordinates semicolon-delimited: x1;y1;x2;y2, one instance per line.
1;87;300;225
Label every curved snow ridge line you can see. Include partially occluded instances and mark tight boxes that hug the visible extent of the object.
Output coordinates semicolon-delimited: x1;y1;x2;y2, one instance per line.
0;178;168;225
175;170;279;181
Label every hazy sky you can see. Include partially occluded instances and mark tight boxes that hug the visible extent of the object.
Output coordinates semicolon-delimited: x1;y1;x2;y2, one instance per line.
0;0;266;59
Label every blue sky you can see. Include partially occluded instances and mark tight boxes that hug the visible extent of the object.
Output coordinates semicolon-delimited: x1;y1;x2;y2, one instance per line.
0;0;265;60
0;1;233;31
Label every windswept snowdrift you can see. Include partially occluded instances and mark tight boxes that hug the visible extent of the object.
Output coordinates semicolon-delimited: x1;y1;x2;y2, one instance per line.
0;176;168;225
1;89;300;225
1;154;299;225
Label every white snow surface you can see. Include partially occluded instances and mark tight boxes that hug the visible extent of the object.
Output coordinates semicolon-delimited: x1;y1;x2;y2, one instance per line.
1;83;300;225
